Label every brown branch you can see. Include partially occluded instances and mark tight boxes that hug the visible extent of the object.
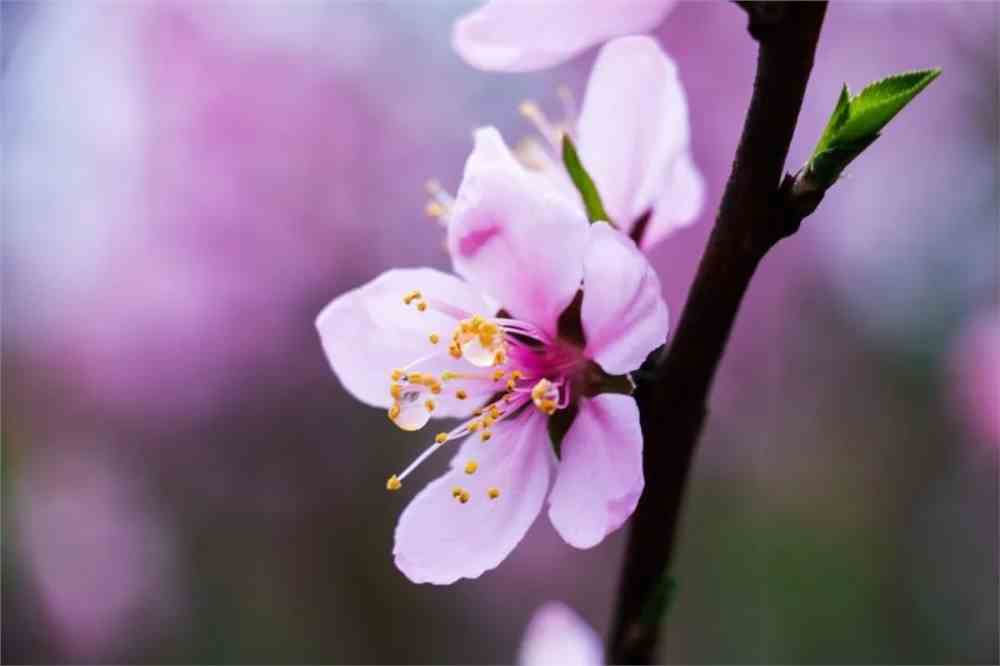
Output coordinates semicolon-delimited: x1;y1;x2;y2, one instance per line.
608;3;829;663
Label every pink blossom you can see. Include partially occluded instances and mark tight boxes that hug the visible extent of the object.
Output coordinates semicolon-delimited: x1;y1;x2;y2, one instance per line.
518;602;603;666
434;37;703;251
317;129;667;584
453;0;677;72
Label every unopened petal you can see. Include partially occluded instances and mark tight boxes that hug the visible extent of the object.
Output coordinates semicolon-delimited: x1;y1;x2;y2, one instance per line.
393;410;552;584
577;36;701;242
518;602;604;666
452;0;676;72
581;223;668;376
548;394;644;549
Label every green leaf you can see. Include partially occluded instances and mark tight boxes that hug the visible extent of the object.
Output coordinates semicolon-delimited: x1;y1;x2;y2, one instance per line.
561;134;613;225
807;68;940;188
836;68;941;144
812;83;851;156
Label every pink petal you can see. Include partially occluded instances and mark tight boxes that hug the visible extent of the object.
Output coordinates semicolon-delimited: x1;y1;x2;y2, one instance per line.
577;36;702;242
393;410;553;584
448;144;588;337
548;394;644;549
581;223;668;376
452;0;676;72
518;602;604;666
315;267;495;416
642;151;706;249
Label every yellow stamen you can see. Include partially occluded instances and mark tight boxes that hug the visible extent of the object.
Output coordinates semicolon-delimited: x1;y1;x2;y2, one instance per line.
391;369;405;381
506;379;516;391
429;333;440;344
488;487;500;500
435;432;449;444
464;460;478;475
541;399;557;415
403;290;421;305
510;370;524;381
430;383;442;395
390;383;403;400
424;399;436;412
480;431;492;442
459;490;470;504
441;371;458;382
456;389;468;400
449;344;462;359
416;301;428;312
492;369;505;382
425;201;445;218
388;403;401;420
407;372;423;383
452;486;463;498
467;420;481;432
386;475;402;491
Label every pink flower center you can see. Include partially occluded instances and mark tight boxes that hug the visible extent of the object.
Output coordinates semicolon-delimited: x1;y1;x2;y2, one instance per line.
383;288;588;503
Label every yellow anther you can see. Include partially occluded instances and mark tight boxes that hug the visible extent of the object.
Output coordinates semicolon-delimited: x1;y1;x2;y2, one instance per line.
510;370;524;381
403;290;422;305
480;430;492;442
459;490;471;504
435;432;449;444
482;416;496;428
390;383;403;400
441;371;457;382
407;372;423;383
429;333;440;345
388;403;401;420
416;301;428;312
424;399;436;412
506;379;516;391
452;486;463;498
467;420;481;432
519;100;541;120
456;389;468;400
449;344;462;359
425;201;445;218
541;399;557;415
493;349;507;365
464;460;478;475
492;369;505;382
473;408;484;416
488;487;500;500
430;383;442;395
489;405;502;419
386;475;402;491
391;369;405;381
531;379;552;401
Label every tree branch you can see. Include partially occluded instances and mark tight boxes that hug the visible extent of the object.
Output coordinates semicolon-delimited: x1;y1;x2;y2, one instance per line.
608;3;828;663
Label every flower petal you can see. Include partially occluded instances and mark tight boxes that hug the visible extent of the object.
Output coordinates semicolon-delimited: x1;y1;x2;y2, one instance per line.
548;394;644;549
581;222;668;375
452;0;676;72
315;267;496;416
642;151;706;249
448;142;589;336
576;36;701;242
518;602;604;666
393;410;552;584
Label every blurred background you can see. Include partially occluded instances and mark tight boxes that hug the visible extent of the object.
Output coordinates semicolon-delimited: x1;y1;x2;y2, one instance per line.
2;1;997;663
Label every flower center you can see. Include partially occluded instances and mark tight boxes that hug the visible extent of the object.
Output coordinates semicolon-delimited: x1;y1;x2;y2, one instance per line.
382;288;587;504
